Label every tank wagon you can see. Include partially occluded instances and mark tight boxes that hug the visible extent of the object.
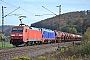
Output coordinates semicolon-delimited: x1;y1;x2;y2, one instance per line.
10;24;82;46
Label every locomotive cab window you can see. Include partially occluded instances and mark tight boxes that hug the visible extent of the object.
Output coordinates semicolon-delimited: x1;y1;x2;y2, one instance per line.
12;28;23;32
12;28;17;32
18;28;23;32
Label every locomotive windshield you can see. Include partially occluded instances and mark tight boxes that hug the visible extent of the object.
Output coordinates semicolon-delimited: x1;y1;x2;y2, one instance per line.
12;28;23;32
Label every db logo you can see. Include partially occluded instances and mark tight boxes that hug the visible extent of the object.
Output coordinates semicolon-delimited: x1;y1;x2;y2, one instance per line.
16;33;18;36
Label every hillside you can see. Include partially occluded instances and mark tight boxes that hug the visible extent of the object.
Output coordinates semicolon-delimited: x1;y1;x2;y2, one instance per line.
0;25;13;36
31;10;90;35
0;25;13;30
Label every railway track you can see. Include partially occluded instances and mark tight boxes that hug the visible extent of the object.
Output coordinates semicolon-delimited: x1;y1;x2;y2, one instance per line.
0;41;81;60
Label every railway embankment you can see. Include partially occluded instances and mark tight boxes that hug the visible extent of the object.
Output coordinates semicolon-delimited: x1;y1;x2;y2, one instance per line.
32;41;82;60
0;41;76;60
0;43;58;60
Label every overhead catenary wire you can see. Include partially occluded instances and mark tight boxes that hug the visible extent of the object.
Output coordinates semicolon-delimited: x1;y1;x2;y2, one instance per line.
24;1;51;22
0;0;17;8
4;7;20;17
0;0;35;15
42;6;57;16
0;0;56;25
24;1;41;10
24;1;46;15
24;1;55;17
0;0;38;23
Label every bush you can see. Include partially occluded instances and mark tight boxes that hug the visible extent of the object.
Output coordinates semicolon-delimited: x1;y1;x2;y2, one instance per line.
12;57;20;60
38;56;46;60
76;27;90;56
49;58;56;60
12;56;31;60
77;41;90;56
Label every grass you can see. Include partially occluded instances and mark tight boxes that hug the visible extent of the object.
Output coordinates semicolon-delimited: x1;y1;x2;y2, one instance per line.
0;42;13;48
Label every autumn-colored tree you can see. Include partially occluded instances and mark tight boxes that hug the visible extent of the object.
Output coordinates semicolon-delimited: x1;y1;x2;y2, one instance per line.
70;27;77;34
76;27;90;56
0;34;2;41
83;27;90;41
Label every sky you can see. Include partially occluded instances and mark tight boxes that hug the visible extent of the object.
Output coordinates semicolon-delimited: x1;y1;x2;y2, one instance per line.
0;0;90;26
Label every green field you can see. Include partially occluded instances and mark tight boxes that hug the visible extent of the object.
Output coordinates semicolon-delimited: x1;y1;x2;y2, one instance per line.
0;42;13;48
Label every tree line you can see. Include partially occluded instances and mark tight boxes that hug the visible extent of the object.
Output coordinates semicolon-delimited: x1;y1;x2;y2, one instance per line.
31;10;90;35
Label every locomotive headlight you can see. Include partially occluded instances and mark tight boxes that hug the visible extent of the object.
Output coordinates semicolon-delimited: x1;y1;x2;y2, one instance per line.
19;34;23;36
11;34;15;36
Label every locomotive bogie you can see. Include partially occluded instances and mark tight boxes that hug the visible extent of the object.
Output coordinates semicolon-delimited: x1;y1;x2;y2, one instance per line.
10;39;24;46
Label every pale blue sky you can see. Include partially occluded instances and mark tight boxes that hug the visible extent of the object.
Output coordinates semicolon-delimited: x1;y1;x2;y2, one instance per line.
0;0;90;26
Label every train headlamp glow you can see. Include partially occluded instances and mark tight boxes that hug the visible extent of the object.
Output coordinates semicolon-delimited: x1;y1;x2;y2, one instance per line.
19;34;23;36
11;34;15;36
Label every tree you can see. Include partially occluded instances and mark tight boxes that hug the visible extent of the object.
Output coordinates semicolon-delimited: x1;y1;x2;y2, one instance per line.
68;27;72;33
0;34;2;41
61;26;68;32
70;27;77;34
4;28;11;36
83;27;90;41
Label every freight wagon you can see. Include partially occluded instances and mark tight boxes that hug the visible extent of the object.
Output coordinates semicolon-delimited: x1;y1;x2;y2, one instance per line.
41;29;55;43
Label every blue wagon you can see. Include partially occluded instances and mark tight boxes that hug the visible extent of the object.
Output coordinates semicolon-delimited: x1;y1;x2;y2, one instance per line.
41;29;56;43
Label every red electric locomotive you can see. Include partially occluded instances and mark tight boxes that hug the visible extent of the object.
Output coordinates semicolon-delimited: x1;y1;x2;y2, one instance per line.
10;24;42;46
